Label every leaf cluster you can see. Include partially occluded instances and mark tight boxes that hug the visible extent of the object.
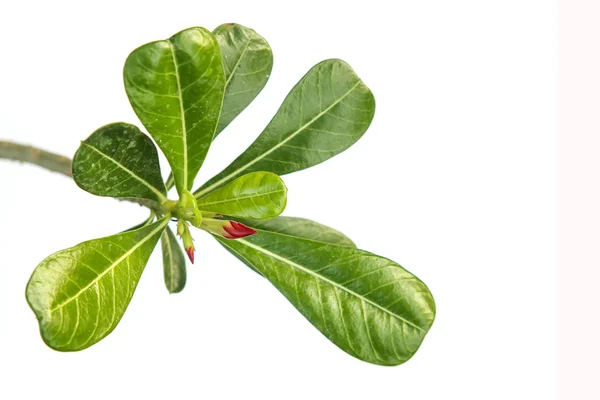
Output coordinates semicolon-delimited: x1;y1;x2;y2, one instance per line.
25;24;435;366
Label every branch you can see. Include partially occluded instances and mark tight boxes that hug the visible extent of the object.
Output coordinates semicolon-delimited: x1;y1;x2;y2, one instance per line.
0;140;72;177
0;140;155;209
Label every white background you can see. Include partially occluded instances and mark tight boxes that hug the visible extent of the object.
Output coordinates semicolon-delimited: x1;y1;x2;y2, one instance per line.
0;1;557;399
559;1;600;398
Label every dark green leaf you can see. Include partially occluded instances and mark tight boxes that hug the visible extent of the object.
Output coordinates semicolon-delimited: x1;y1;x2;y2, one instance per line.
124;27;226;195
213;23;273;136
216;230;435;366
26;218;169;351
195;171;286;219
73;123;167;203
239;216;355;247
161;225;187;294
195;59;375;197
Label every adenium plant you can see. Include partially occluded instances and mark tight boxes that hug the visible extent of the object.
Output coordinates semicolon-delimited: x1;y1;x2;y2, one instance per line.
1;24;435;366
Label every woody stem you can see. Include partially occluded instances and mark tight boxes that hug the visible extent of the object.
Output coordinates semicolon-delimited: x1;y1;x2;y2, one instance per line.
0;139;157;210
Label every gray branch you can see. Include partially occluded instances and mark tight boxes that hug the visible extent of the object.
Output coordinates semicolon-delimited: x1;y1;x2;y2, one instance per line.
0;140;155;209
0;140;72;177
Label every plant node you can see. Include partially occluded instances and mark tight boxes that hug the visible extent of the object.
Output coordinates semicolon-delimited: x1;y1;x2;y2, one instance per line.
164;190;203;227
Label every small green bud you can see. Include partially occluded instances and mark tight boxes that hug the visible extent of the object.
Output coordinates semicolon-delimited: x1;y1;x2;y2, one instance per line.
191;208;203;228
179;189;197;209
181;226;195;263
177;219;186;237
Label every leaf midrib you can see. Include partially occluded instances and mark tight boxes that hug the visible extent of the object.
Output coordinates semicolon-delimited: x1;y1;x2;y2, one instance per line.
82;143;167;202
169;41;189;192
49;218;168;313
234;238;426;333
224;37;252;89
196;188;285;208
194;81;362;198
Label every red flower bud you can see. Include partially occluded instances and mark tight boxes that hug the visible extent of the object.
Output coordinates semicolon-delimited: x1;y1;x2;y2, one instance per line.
223;221;257;239
200;217;257;239
185;246;195;264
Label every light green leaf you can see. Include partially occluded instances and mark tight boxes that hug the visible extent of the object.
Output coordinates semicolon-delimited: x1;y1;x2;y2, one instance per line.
124;27;226;196
196;171;287;219
161;225;187;294
165;172;175;191
213;23;273;136
216;230;435;366
73;123;167;203
238;216;355;247
26;218;169;351
195;59;375;197
217;216;355;277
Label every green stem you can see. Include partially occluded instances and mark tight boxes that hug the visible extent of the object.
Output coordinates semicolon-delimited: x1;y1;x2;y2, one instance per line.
0;139;156;210
0;140;72;176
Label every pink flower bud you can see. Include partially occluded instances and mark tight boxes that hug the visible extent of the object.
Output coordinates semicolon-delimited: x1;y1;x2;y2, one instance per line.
185;246;195;264
223;221;257;239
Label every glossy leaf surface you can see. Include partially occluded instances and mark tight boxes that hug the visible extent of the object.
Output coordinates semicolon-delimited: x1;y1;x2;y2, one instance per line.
124;27;226;195
217;230;435;365
73;123;167;203
162;24;272;192
26;218;169;351
196;172;287;219
161;225;187;294
195;59;375;197
239;216;355;247
219;216;355;277
213;23;273;136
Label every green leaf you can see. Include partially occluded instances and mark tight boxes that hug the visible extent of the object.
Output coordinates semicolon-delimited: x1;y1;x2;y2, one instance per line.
196;171;287;219
239;216;355;247
124;27;226;196
217;216;354;277
216;230;435;366
162;24;272;193
26;217;169;351
195;59;375;197
72;123;167;203
165;172;175;191
161;225;187;294
213;23;273;136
